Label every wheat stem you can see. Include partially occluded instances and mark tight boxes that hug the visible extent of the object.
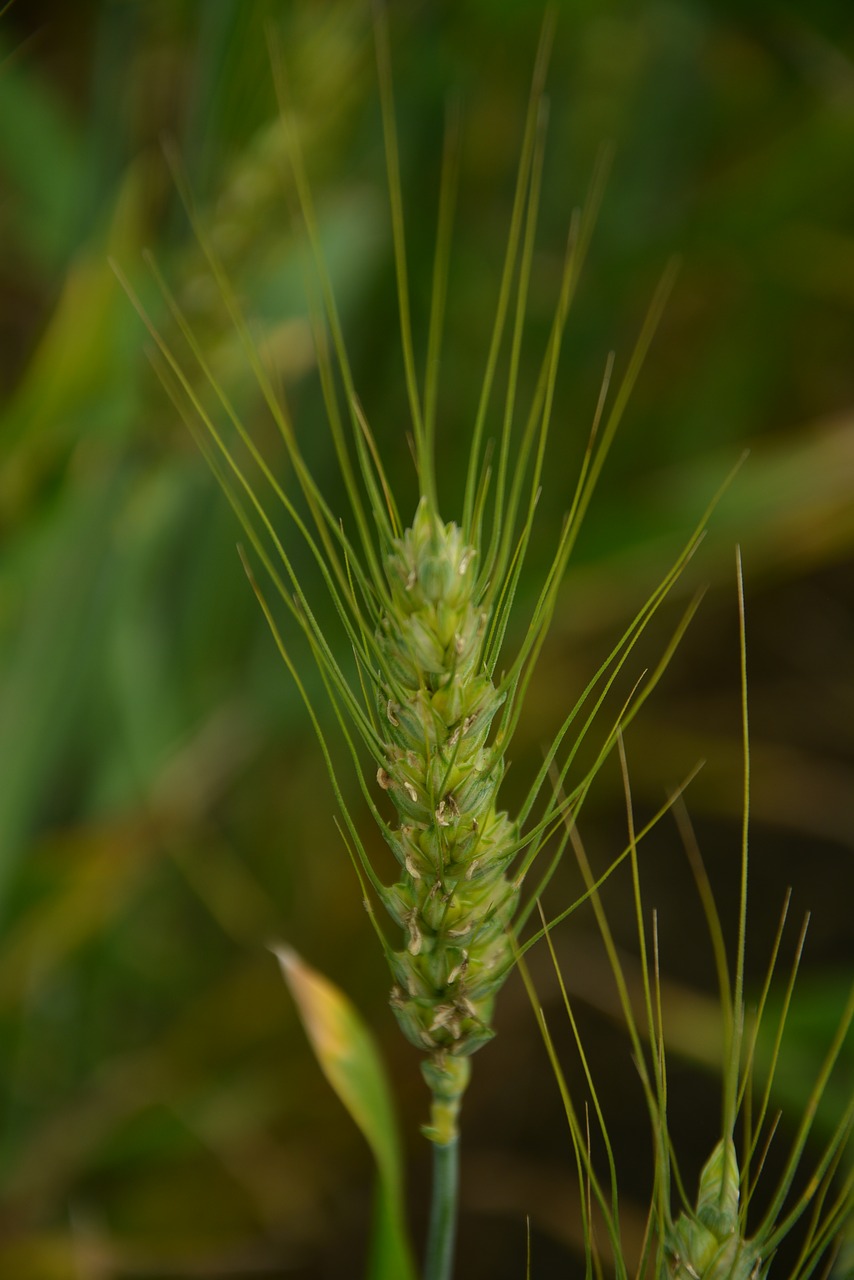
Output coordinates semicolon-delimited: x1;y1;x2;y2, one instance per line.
423;1136;460;1280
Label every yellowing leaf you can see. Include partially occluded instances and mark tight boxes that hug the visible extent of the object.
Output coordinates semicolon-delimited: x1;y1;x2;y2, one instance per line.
274;945;417;1280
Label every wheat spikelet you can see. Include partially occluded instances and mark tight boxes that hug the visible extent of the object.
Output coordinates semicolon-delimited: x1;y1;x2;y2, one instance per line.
666;1139;763;1280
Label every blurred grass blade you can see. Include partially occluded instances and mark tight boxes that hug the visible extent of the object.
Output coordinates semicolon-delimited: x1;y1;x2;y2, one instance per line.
274;945;417;1280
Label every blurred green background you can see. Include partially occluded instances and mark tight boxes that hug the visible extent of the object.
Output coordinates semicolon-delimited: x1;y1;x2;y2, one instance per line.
0;2;852;1277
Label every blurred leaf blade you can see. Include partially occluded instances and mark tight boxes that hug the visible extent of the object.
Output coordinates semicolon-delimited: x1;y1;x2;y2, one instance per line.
0;36;84;269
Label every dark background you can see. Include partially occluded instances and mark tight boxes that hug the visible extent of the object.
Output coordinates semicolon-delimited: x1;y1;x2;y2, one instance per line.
0;2;851;1277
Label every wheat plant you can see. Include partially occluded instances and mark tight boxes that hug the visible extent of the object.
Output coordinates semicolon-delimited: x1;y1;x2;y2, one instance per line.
114;9;853;1280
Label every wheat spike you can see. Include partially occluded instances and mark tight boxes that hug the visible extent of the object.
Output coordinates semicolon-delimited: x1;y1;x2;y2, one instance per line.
373;498;518;1139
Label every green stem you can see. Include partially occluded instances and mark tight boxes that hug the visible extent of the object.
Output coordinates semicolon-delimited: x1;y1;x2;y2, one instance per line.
424;1137;459;1280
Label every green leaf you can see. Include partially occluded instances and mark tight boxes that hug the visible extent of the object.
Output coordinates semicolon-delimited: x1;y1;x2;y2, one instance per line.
274;945;417;1280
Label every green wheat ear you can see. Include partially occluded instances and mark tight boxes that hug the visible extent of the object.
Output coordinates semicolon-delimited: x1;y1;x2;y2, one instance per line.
375;496;519;1138
119;8;701;1156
